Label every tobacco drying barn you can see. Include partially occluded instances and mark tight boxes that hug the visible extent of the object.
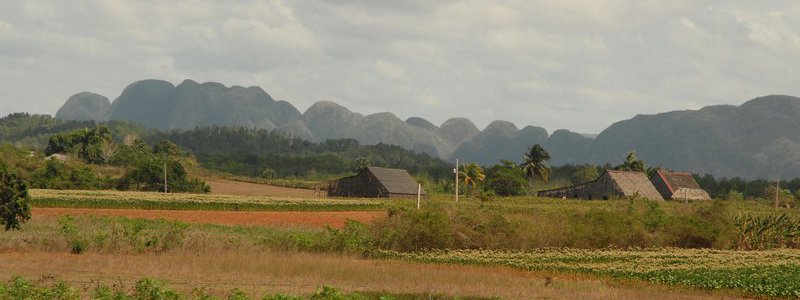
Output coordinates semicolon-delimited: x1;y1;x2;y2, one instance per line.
649;170;711;200
537;170;664;200
327;166;426;198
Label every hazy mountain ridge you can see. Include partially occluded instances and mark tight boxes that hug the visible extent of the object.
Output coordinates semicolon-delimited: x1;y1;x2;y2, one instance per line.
55;79;800;179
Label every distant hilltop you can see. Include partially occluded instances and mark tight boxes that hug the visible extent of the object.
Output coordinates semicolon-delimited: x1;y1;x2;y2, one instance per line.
56;79;800;179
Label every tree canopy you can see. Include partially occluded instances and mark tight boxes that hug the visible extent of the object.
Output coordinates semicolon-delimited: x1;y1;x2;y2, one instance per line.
520;144;551;184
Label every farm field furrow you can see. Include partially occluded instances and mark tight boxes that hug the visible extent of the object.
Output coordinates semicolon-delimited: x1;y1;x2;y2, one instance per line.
31;207;384;228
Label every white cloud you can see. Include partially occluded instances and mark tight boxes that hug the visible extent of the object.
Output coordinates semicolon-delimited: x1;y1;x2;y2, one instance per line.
1;1;800;133
372;60;408;80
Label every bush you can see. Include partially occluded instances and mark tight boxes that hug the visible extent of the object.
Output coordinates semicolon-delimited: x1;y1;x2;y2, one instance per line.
133;278;181;300
118;159;209;193
0;166;31;230
0;277;79;300
31;160;108;190
483;162;527;196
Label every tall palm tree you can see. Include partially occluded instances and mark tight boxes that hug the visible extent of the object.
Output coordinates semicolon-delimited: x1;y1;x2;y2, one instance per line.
520;144;551;187
459;162;485;197
616;151;645;172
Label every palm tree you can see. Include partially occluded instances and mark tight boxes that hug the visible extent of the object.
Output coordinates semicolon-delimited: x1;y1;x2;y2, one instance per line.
520;144;551;187
459;162;485;197
616;151;645;172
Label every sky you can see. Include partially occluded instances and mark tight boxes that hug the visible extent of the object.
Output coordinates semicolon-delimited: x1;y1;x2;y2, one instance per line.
1;1;800;134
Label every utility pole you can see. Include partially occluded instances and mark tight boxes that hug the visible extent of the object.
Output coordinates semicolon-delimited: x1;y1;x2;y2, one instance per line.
455;158;459;203
774;175;780;209
417;183;421;209
163;161;168;193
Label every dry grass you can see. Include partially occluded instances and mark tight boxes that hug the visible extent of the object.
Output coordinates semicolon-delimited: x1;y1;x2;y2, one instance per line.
206;179;318;197
0;250;744;300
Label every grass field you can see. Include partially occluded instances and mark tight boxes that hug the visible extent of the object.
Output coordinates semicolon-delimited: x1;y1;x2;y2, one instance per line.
1;251;738;300
16;189;800;298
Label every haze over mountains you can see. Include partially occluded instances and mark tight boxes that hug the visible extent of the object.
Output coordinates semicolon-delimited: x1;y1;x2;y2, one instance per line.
55;79;800;179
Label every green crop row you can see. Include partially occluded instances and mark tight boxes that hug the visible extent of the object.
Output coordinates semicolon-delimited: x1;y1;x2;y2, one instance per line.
29;189;386;212
0;277;494;300
376;248;800;298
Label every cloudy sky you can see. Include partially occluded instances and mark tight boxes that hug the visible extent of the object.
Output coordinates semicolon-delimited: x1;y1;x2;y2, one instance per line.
1;1;799;133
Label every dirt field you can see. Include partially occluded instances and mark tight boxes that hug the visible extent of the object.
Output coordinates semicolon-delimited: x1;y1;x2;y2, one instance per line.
0;251;741;300
32;208;383;228
207;179;318;197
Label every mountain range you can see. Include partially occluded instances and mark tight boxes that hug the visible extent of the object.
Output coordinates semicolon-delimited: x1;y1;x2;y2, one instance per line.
55;79;800;179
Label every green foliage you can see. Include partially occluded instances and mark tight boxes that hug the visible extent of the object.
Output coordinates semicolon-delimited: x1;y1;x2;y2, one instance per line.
615;151;645;172
477;189;496;202
0;277;79;300
379;249;800;299
118;159;209;193
483;160;527;196
226;289;252;300
159;127;452;180
59;216;87;254
1;277;459;300
133;278;182;300
261;168;277;180
725;189;745;201
92;284;134;300
458;162;485;197
0;166;31;230
319;220;374;254
45;126;113;164
735;213;800;250
31;160;109;190
311;286;365;300
570;165;599;185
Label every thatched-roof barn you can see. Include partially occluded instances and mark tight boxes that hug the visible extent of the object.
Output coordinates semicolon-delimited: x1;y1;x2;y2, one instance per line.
650;170;711;200
538;170;664;200
327;166;426;198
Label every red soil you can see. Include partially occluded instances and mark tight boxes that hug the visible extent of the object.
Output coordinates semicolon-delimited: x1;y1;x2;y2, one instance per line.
32;207;384;228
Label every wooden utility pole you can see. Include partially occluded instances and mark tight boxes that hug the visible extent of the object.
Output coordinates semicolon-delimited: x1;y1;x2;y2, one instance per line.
774;176;780;209
163;162;168;193
417;183;421;209
455;158;459;203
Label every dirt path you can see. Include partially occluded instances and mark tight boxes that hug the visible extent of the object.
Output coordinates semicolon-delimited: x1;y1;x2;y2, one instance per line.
206;179;318;197
32;207;383;228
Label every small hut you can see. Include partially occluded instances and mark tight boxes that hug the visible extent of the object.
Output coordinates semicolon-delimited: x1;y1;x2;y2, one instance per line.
650;170;711;200
327;166;426;198
538;170;664;200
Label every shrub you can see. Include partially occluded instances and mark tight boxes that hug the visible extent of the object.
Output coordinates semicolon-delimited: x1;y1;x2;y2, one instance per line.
31;160;108;190
133;278;181;300
0;166;31;230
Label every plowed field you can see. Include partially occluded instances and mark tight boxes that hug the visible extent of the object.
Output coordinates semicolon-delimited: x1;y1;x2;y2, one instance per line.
32;207;384;228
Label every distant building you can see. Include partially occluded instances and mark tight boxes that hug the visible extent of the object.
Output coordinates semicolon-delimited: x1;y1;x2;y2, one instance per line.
328;166;426;198
650;170;711;200
537;170;664;200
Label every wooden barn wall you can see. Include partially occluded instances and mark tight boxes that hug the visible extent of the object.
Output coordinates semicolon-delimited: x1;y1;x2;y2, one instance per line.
327;171;387;197
539;173;625;200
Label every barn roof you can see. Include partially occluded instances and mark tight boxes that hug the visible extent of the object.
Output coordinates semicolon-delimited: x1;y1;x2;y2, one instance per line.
653;170;710;200
366;166;424;195
656;170;702;192
606;170;664;200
